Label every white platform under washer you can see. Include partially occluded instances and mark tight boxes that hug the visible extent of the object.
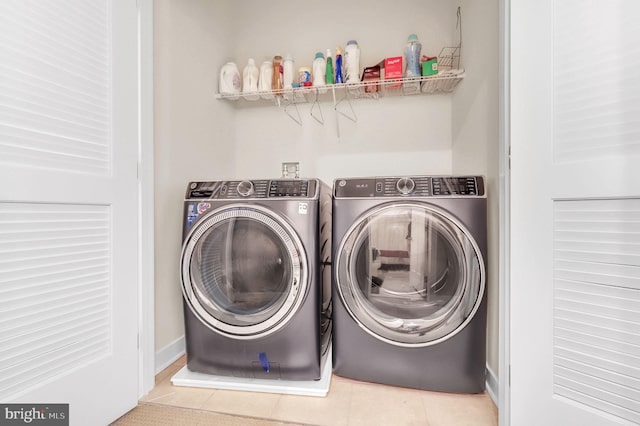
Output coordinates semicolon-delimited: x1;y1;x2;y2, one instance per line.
171;349;332;397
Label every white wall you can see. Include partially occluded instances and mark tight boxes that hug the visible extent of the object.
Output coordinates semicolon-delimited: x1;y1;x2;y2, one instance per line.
154;0;237;352
231;0;457;181
451;0;500;377
232;0;456;77
233;96;454;181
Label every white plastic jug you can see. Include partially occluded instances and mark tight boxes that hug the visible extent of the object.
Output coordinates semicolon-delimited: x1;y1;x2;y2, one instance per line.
283;54;295;89
242;58;259;100
258;61;274;99
312;52;327;93
219;62;241;100
344;40;361;84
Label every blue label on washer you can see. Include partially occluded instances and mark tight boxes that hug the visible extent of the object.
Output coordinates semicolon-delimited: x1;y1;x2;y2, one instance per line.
186;203;198;227
186;202;212;228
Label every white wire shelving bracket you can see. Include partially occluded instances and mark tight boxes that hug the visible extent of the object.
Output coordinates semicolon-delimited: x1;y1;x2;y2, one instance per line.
214;70;466;130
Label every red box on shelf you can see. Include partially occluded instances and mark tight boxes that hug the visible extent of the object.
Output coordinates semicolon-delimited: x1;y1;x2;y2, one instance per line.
384;56;403;88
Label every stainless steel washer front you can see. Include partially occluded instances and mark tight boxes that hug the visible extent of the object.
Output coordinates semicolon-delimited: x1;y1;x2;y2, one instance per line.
335;202;485;347
331;175;488;393
181;204;308;339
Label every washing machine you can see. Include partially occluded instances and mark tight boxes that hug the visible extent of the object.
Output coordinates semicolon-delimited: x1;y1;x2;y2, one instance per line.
180;178;332;381
332;175;487;393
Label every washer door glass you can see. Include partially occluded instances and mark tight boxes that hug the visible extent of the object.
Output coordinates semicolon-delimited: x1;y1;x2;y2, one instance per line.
336;202;484;346
181;205;307;338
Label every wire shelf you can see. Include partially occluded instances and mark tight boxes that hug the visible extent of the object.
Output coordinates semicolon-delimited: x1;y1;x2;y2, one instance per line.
438;46;461;71
437;6;463;72
215;71;465;102
213;6;466;134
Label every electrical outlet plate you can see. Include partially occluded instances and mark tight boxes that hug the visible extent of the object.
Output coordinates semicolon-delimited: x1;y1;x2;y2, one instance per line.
281;162;300;178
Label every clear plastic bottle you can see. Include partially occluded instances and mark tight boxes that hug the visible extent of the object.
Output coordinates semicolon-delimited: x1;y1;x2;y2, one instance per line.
272;55;283;91
283;54;295;89
242;58;259;100
344;40;360;84
404;34;422;78
325;49;334;85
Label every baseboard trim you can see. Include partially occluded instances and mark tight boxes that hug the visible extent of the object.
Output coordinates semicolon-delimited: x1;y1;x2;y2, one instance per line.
155;335;185;375
486;364;499;407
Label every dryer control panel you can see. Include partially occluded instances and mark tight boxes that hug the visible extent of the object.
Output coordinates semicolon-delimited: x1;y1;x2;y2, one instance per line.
334;176;485;198
186;179;318;199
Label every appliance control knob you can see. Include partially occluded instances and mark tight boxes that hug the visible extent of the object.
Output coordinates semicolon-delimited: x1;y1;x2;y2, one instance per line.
396;177;415;195
237;180;254;197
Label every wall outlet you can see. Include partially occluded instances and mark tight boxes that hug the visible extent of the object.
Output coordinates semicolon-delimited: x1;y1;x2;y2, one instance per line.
281;162;300;178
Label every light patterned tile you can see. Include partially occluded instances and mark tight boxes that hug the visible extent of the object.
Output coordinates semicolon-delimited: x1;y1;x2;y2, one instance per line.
140;356;188;403
421;391;498;426
155;355;186;384
347;381;430;426
270;379;353;426
145;364;499;425
139;376;175;403
144;385;216;409
200;388;282;419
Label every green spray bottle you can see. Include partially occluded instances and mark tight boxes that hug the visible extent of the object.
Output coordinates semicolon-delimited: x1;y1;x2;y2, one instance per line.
325;48;334;84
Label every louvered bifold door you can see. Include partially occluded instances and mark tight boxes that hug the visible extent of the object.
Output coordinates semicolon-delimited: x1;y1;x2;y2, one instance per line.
553;199;640;424
510;0;640;425
0;1;139;424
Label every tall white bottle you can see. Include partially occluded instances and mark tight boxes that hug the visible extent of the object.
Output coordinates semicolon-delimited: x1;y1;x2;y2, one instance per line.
242;58;259;100
283;54;295;89
258;60;274;99
344;40;361;84
312;52;327;93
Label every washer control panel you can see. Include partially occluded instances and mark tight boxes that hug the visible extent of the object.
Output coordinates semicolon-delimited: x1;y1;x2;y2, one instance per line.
268;179;311;197
431;177;479;196
186;179;317;199
236;180;255;197
334;176;484;198
396;177;416;195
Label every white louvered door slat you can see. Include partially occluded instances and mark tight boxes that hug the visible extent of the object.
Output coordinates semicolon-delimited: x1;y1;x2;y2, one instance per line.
0;0;111;175
511;0;640;425
0;1;139;425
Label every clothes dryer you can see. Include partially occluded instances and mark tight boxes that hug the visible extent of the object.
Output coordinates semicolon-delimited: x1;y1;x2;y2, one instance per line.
332;176;487;392
180;178;332;380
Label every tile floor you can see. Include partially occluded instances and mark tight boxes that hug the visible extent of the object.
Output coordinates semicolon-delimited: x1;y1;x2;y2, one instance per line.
141;356;498;426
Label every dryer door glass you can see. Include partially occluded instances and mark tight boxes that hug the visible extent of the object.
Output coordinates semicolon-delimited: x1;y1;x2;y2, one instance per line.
336;202;484;346
181;206;307;338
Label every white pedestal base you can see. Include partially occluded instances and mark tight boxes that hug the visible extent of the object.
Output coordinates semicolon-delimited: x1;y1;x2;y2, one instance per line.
171;352;332;397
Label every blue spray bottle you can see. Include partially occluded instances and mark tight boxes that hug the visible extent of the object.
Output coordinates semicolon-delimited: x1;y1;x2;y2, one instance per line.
335;46;344;83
